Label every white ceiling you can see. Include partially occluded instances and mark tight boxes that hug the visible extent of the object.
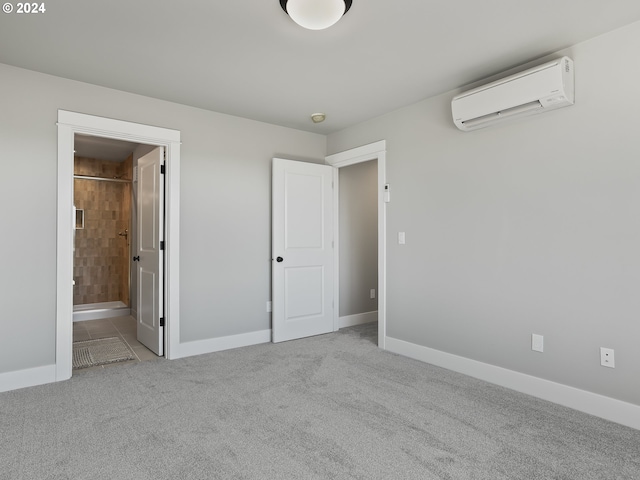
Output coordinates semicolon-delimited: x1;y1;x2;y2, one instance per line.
2;1;640;134
74;134;138;162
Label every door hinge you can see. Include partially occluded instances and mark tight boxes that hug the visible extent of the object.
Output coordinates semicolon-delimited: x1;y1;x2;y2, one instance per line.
160;241;165;250
160;317;165;327
160;163;166;174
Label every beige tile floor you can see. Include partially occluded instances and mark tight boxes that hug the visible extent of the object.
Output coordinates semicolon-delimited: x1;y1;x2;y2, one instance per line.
73;315;159;372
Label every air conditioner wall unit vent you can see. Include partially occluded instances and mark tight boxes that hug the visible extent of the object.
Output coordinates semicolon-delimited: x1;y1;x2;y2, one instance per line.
451;57;574;131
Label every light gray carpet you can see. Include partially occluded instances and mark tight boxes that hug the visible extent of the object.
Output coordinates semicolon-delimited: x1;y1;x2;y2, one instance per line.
72;337;136;369
1;323;638;479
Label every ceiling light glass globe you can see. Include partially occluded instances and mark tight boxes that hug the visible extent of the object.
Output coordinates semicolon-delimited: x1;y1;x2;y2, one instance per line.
286;0;346;30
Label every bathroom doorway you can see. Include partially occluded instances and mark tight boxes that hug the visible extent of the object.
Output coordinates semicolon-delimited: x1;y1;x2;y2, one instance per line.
56;110;182;382
73;135;136;322
71;135;162;369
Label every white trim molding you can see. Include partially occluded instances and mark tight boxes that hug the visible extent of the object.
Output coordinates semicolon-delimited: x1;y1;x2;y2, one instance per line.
0;365;57;393
325;140;387;349
339;311;378;328
386;336;640;431
171;330;272;359
326;140;386;168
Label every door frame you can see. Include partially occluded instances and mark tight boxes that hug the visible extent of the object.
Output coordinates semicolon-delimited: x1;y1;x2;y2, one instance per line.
325;140;387;349
56;110;181;381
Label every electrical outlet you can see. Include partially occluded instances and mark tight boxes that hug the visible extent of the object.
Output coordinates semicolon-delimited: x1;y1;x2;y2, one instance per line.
266;301;272;313
531;334;544;352
398;232;406;244
600;347;615;368
370;289;376;299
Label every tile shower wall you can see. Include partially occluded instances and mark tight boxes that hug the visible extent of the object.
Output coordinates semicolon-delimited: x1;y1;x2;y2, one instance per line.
73;155;132;306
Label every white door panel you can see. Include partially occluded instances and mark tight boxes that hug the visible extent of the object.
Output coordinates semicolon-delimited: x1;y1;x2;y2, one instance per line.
285;172;324;249
286;266;324;319
139;270;156;328
136;147;164;355
272;158;334;343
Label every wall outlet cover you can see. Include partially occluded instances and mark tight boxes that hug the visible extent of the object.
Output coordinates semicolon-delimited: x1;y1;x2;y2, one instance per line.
600;347;615;368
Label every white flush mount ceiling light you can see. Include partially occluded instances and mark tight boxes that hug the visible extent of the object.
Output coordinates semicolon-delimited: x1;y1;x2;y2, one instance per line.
280;0;353;30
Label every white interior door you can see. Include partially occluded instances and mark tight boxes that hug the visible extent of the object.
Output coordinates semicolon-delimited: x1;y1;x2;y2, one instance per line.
272;158;334;343
136;147;164;355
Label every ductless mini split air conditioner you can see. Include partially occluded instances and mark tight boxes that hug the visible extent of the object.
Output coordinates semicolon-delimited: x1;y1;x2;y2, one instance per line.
451;56;574;131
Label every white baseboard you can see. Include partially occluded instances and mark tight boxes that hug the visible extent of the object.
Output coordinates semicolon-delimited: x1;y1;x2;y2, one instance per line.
0;364;57;393
1;330;271;392
385;336;640;431
339;311;377;328
171;329;272;359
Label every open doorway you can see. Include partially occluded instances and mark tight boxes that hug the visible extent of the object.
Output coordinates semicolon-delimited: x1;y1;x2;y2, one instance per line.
337;159;378;334
326;140;387;349
72;135;136;322
71;135;164;369
268;143;387;347
56;110;181;382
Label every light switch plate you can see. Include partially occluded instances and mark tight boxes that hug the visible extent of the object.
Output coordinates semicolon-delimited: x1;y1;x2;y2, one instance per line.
532;334;544;352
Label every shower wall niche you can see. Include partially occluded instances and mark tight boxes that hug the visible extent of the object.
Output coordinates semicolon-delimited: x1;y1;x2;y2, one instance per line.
73;155;132;307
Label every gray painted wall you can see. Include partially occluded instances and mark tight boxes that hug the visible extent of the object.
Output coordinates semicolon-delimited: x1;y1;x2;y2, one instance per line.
339;160;378;317
327;21;640;406
0;64;325;374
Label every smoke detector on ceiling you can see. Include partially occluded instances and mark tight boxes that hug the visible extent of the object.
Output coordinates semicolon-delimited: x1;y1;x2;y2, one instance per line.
311;113;326;123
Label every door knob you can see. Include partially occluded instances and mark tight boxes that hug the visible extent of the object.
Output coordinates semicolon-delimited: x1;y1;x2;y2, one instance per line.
133;256;140;262
276;257;284;263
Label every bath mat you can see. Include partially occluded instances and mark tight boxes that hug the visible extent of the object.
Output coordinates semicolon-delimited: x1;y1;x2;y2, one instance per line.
72;337;136;369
